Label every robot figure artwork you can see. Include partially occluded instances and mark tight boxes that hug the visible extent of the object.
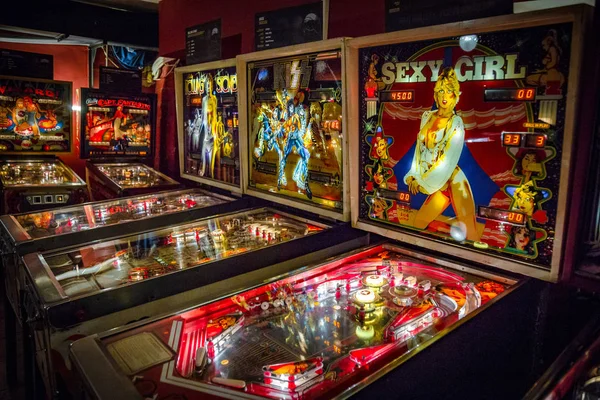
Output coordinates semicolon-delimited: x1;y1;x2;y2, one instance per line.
254;90;313;200
196;74;226;179
254;105;283;163
281;98;313;199
188;108;203;154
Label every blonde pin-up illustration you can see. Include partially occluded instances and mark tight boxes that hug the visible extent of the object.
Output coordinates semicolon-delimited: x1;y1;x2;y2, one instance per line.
404;67;479;241
512;181;542;217
370;197;389;220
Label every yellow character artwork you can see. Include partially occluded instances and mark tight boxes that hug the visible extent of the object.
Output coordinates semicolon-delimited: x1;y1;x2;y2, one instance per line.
322;101;343;171
211;114;225;176
199;74;219;178
403;67;479;241
370;197;389;220
512;181;542;217
367;54;386;91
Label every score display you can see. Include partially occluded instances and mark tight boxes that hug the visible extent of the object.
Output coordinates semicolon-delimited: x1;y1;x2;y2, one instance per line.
502;132;546;148
478;206;526;226
484;88;536;102
376;189;411;204
380;90;415;103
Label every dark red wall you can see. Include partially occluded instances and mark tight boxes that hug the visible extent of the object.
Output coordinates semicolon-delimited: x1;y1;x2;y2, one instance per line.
0;42;88;178
156;0;386;179
159;0;386;57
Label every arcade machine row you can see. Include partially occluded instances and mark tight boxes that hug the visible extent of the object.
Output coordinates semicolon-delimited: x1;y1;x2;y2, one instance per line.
2;68;255;394
68;6;591;400
0;76;87;215
21;205;365;398
18;41;369;398
2;66;260;394
3;59;258;322
81;89;180;200
0;188;245;395
0;188;242;323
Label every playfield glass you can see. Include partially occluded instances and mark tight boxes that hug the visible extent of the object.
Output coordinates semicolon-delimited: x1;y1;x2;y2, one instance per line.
358;24;573;269
182;66;240;187
95;163;177;189
247;50;344;211
0;159;83;187
12;189;228;239
98;244;512;399
37;208;324;299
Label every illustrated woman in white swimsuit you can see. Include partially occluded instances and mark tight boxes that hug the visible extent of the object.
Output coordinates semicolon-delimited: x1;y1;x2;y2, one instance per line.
404;67;479;241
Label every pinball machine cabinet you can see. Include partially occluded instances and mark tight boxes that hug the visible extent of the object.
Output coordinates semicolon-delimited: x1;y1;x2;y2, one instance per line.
0;76;87;214
80;89;180;200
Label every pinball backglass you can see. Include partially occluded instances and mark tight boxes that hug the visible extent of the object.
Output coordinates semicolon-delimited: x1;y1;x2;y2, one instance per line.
80;89;156;158
238;39;350;220
0;76;72;153
349;8;587;280
176;59;242;193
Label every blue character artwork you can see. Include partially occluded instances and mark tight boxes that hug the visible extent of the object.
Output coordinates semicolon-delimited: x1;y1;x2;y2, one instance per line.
278;100;313;199
254;106;283;163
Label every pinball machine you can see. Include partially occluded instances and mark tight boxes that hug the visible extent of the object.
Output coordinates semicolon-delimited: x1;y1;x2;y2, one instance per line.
0;187;252;394
0;76;87;214
7;38;359;399
80;89;180;200
18;41;370;398
0;188;244;322
20;206;364;398
67;6;595;400
175;58;243;195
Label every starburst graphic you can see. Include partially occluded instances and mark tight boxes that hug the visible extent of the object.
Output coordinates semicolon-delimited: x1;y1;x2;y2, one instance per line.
315;60;328;74
363;120;376;134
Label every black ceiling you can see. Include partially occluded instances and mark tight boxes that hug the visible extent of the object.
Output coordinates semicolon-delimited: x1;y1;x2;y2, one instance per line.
0;0;158;48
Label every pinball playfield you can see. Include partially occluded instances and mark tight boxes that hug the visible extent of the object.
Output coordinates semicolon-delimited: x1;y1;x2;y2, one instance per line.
83;244;514;400
8;189;229;239
0;158;87;214
30;208;323;299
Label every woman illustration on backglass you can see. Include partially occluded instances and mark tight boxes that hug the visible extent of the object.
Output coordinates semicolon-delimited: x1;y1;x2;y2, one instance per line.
403;67;479;241
507;225;534;255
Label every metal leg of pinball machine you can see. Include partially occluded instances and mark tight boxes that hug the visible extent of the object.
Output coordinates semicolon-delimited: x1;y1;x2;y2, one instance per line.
3;284;17;388
22;291;35;400
21;290;47;400
0;245;18;389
